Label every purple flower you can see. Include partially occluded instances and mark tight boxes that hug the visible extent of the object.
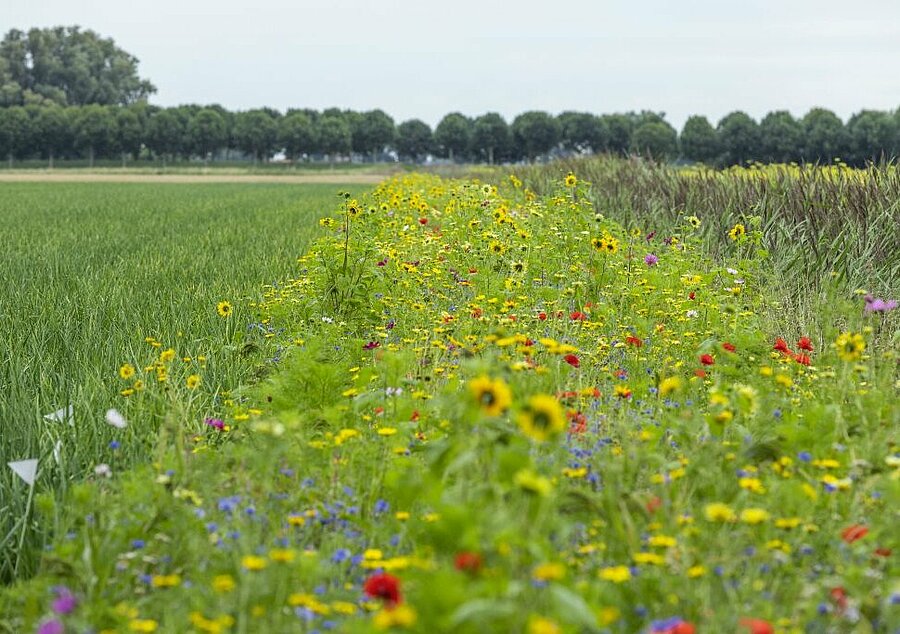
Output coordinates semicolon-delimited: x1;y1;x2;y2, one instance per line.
644;254;659;267
864;295;897;313
51;587;77;615
37;619;64;634
205;417;225;430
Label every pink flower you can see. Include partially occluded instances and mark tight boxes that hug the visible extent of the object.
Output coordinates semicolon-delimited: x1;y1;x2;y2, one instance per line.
205;417;225;430
864;295;898;313
644;253;659;266
51;587;77;615
37;620;64;634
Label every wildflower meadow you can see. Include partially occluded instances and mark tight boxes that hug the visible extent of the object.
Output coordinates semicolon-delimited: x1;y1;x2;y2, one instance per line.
1;167;898;634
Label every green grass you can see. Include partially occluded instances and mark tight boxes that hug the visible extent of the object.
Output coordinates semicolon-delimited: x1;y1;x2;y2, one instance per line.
0;182;362;581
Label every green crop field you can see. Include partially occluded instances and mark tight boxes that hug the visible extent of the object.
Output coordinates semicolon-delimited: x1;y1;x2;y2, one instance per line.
0;182;361;582
0;166;897;634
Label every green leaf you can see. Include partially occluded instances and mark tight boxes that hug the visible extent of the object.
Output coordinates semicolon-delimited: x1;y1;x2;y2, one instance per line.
550;585;599;631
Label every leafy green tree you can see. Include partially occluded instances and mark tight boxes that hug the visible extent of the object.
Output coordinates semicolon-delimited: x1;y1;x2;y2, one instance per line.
846;110;895;165
557;111;606;154
188;108;227;163
801;108;848;163
716;111;760;166
600;114;633;155
511;111;560;161
201;104;233;151
758;111;803;163
316;114;352;165
633;111;668;127
114;106;144;164
146;108;184;163
894;108;900;159
679;115;719;164
32;105;72;167
471;113;509;164
631;120;678;160
72;104;114;166
279;111;318;163
234;109;279;163
0;26;155;106
434;112;471;161
0;106;30;166
350;109;395;160
395;119;433;162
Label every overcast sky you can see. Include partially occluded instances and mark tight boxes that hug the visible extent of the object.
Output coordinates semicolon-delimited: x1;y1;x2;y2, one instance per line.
5;0;900;128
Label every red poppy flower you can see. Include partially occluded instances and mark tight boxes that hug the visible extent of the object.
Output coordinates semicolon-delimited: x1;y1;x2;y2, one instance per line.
645;495;662;514
874;547;891;557
538;312;547;321
797;337;813;351
564;354;580;368
410;410;420;422
672;623;696;634
722;342;736;352
567;410;587;434
689;291;695;300
570;311;587;321
699;354;715;366
739;618;773;634
829;586;848;611
418;217;428;225
363;573;402;606
794;353;810;366
626;336;643;347
363;341;381;350
841;524;869;544
694;369;707;378
454;551;483;573
773;338;790;354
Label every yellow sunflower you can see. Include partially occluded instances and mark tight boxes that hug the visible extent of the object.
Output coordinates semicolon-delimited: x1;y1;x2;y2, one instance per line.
468;375;512;416
834;332;865;361
728;223;746;241
517;394;565;442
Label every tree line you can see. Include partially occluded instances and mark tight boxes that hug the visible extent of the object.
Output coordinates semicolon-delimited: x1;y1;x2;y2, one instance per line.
1;103;899;167
2;26;899;167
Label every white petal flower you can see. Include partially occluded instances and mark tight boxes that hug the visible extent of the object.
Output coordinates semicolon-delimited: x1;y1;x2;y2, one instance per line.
105;409;127;429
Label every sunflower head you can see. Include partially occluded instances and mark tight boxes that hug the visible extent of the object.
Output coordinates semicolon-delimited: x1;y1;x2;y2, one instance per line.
728;223;747;241
564;173;577;188
834;332;865;361
468;375;512;417
517;394;565;442
217;301;233;318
